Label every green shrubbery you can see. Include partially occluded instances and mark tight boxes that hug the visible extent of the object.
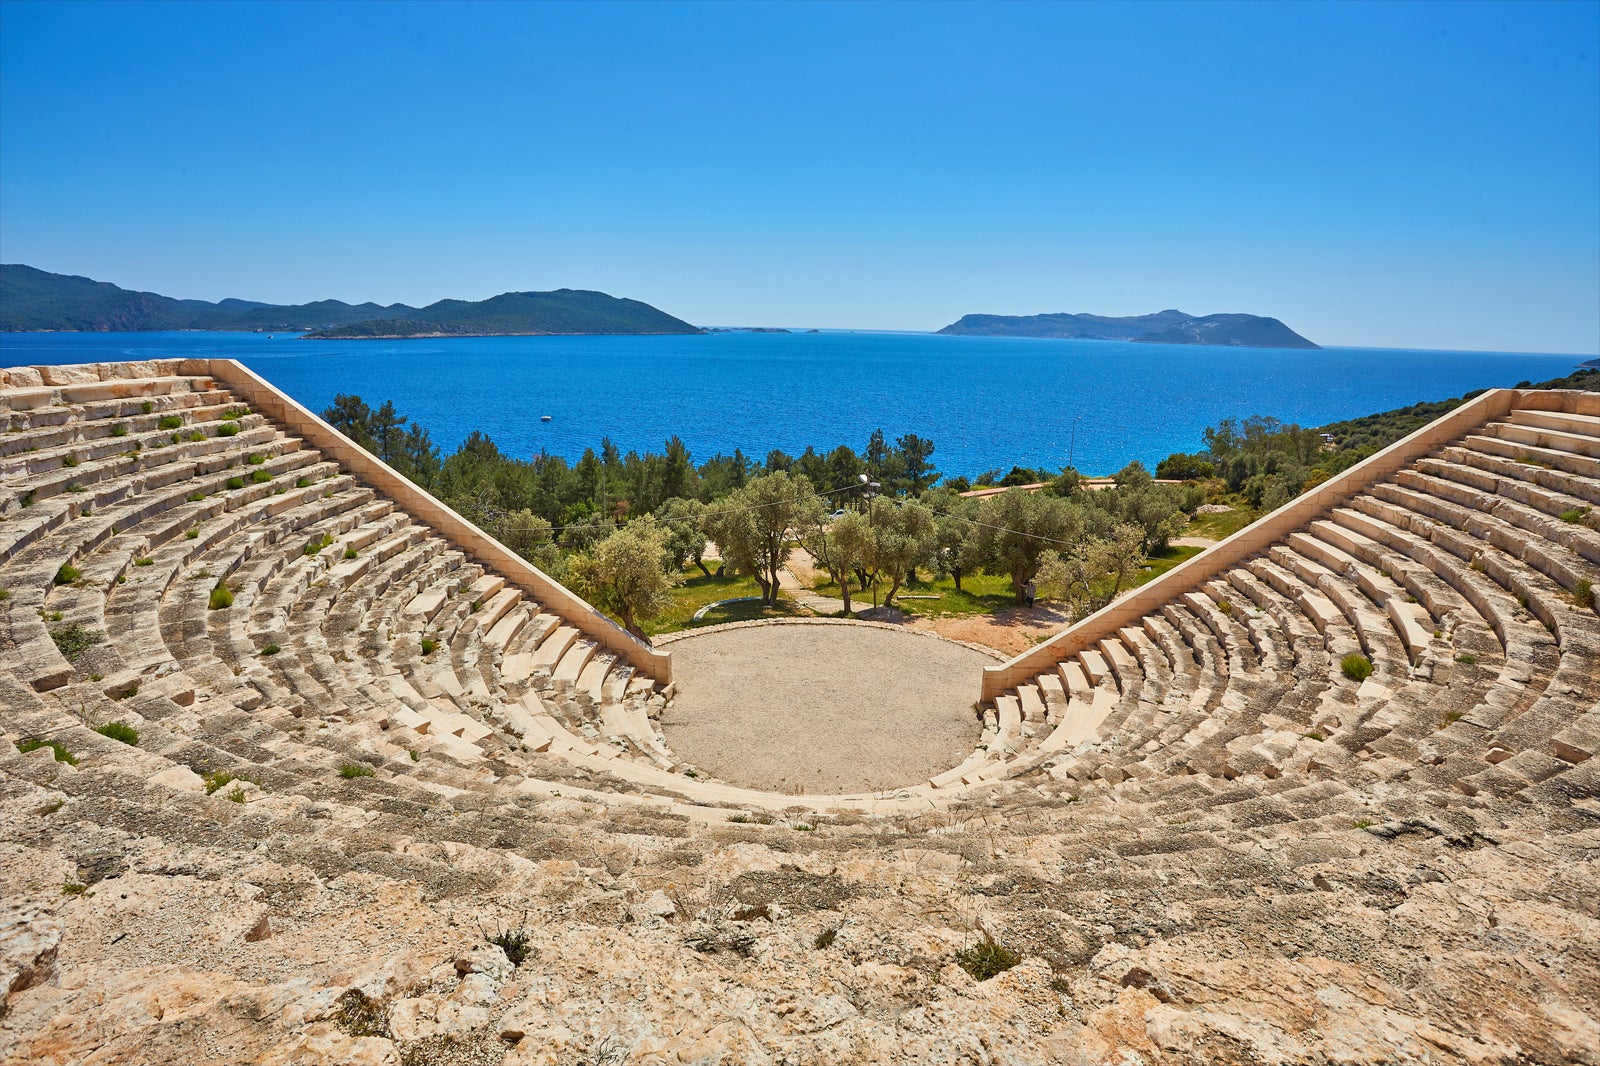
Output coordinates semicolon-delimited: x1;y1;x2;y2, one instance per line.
17;737;77;764
1340;653;1374;681
94;721;139;746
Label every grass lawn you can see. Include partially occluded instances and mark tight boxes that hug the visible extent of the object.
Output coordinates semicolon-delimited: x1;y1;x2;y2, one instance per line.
1187;506;1259;541
1128;544;1204;588
810;571;1018;618
643;571;802;636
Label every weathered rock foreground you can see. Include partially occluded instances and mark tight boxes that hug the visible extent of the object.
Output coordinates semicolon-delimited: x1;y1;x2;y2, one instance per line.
1;361;1597;1065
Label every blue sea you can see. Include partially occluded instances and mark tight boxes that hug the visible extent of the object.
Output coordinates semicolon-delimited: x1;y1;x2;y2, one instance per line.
1;330;1588;478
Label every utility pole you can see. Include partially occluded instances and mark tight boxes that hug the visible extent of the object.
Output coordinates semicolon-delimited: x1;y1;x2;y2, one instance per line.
859;473;881;607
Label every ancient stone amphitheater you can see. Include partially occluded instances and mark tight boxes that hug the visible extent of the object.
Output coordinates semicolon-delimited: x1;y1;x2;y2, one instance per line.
1;359;1597;1066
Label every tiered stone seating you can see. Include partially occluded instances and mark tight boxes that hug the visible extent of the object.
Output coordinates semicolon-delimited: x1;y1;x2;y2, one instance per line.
982;390;1600;809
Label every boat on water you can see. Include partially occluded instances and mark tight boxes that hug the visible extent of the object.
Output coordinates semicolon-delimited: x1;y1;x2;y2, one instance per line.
540;415;552;422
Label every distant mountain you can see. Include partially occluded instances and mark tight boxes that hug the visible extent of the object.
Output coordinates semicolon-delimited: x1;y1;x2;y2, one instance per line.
936;308;1320;349
0;265;699;337
302;290;701;338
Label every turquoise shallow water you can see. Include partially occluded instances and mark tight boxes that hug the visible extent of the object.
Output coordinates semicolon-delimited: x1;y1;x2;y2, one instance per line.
1;330;1587;477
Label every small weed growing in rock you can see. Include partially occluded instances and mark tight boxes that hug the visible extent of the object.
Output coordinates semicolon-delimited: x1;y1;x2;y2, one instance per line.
814;926;838;949
1217;599;1233;615
44;610;63;622
61;880;88;895
209;584;234;610
1575;578;1594;611
157;415;182;430
134;557;153;567
64;483;84;493
94;721;139;746
295;476;311;488
260;643;281;656
1302;731;1326;742
479;913;534;966
304;532;333;556
17;738;77;765
110;423;127;437
419;638;437;655
1455;652;1478;665
339;762;374;779
140;400;153;414
203;770;237;794
187;490;206;502
955;934;1021;981
250;469;272;484
343;546;358;560
38;798;64;815
186;527;200;539
111;684;138;700
54;563;81;585
333;990;389;1038
222;407;249;420
1560;506;1591;524
409;748;420;761
1440;710;1465;727
0;586;10;601
61;453;79;467
1340;653;1373;681
1353;818;1376;830
217;422;240;437
225;476;245;490
185;430;205;442
246;452;266;465
226;784;248;803
49;623;102;660
470;599;482;613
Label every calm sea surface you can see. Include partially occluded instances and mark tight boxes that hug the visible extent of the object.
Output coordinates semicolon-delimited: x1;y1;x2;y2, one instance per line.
1;330;1587;477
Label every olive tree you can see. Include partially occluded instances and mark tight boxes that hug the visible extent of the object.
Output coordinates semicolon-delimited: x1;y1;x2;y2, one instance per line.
654;497;711;577
566;516;681;641
974;488;1081;602
803;509;871;615
703;471;822;606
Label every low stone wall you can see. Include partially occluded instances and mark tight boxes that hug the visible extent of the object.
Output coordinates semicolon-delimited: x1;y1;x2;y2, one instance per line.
979;387;1594;701
190;358;672;681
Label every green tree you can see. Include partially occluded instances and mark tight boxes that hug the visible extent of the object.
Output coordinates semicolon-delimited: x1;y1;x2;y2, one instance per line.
655;497;711;577
974;488;1080;602
704;471;822;606
803;509;871;615
895;433;939;495
924;491;980;592
497;510;560;574
1034;522;1145;621
566;516;681;641
864;498;935;607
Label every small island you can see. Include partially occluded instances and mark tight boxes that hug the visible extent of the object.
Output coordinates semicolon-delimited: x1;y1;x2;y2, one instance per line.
301;290;702;339
936;308;1320;349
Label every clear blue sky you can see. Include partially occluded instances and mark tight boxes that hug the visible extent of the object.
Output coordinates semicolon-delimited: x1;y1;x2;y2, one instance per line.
2;0;1596;353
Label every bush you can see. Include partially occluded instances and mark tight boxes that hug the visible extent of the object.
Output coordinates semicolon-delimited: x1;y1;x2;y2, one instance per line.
185;528;200;539
338;762;375;779
203;770;236;794
1576;577;1595;611
140;401;154;414
0;586;9;601
134;557;153;567
209;584;234;610
94;721;139;746
260;643;281;656
1340;653;1374;681
247;453;266;465
295;476;311;488
343;546;358;560
17;738;77;765
157;415;182;430
188;490;206;502
61;453;79;467
110;423;128;437
221;407;248;420
54;563;80;585
419;638;437;655
49;623;102;660
1455;652;1478;665
250;469;272;484
955;935;1021;981
1559;506;1591;524
304;533;333;556
217;422;240;437
225;476;245;490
